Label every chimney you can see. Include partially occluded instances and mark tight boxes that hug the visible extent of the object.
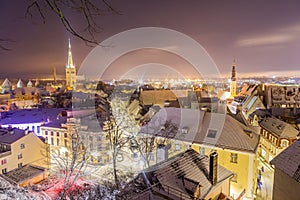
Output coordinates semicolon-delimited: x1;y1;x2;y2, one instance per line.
209;152;218;185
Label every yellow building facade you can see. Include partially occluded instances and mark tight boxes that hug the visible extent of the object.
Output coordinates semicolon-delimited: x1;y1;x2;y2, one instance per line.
0;131;49;174
191;144;259;199
139;108;260;199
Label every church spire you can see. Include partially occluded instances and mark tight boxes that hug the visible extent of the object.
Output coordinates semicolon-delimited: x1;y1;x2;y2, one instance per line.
66;38;75;69
65;38;77;90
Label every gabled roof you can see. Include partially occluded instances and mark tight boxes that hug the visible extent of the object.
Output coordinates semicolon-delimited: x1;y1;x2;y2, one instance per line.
260;117;299;138
140;108;260;153
125;149;233;199
271;138;300;182
0;128;26;144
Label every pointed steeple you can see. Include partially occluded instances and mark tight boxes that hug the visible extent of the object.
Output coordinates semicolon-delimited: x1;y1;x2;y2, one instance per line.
65;38;77;90
66;38;75;69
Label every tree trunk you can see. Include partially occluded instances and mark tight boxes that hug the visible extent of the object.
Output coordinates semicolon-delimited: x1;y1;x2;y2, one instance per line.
113;149;119;190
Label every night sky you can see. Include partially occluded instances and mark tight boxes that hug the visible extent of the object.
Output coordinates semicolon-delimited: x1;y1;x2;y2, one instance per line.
1;0;300;79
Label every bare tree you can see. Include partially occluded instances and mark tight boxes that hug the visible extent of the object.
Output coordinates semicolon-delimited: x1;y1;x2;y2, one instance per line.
49;127;90;200
137;119;178;169
104;114;134;189
103;97;140;190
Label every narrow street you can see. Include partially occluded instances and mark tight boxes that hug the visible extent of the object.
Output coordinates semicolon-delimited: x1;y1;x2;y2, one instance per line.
255;157;274;200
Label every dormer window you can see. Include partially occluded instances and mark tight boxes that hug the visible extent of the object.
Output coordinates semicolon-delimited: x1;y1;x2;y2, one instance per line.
207;129;217;138
281;139;289;148
181;127;188;134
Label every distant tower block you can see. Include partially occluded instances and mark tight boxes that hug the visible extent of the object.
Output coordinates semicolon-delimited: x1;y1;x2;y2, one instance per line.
230;59;237;97
53;66;57;83
65;38;76;90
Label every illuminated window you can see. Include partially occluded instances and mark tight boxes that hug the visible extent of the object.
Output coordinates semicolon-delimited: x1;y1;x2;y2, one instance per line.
230;153;238;163
1;159;7;165
20;143;25;149
17;154;22;159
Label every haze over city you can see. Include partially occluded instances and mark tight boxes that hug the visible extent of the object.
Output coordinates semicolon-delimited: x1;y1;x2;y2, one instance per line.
1;1;300;200
1;0;300;79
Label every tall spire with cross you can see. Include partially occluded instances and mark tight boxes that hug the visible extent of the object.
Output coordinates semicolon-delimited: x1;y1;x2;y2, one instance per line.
66;38;75;69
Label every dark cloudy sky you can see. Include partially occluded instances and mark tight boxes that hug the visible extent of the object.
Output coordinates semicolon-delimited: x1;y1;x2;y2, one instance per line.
1;0;300;79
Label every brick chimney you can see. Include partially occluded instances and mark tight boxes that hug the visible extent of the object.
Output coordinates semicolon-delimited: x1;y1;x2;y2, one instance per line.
209;152;218;185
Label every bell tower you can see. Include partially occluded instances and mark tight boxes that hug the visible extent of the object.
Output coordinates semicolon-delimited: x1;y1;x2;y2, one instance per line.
230;59;237;98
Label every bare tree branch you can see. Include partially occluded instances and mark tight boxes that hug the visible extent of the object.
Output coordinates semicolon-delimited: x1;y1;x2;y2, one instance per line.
25;0;120;46
0;38;14;51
